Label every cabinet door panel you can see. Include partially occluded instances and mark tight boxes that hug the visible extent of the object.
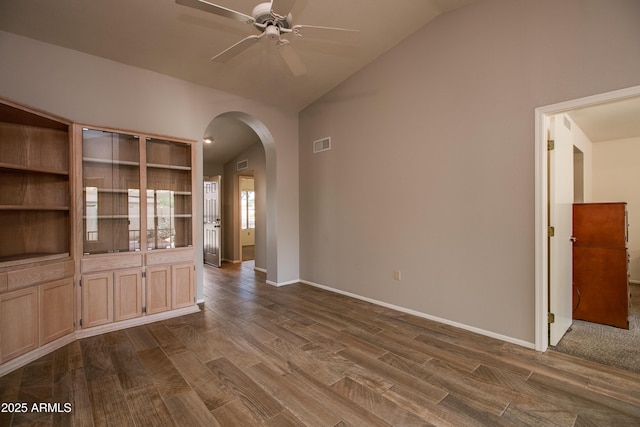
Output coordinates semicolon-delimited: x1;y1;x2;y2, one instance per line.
114;269;142;321
172;263;194;309
39;278;74;345
82;272;113;328
146;266;171;315
0;287;38;362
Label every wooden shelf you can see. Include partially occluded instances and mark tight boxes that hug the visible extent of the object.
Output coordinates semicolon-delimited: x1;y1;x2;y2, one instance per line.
82;157;140;167
0;162;69;176
84;215;140;219
83;188;134;194
0;205;70;211
147;163;191;171
0;252;70;269
1;99;71;264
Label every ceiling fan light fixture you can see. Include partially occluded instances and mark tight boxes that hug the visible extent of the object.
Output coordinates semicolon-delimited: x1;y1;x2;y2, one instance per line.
176;0;359;77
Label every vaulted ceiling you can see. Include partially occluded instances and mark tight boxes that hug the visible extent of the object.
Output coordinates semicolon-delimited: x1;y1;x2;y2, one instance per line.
2;0;638;162
0;0;477;111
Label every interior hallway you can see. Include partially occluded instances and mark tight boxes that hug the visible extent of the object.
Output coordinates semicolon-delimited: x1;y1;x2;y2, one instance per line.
2;262;640;426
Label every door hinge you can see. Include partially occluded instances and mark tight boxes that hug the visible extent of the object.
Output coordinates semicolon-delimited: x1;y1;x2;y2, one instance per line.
548;313;555;324
548;226;555;237
142;271;146;279
79;318;83;327
548;139;555;151
79;278;82;287
142;306;146;314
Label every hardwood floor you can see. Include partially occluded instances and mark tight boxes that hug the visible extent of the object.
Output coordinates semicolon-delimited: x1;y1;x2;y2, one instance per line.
2;261;640;426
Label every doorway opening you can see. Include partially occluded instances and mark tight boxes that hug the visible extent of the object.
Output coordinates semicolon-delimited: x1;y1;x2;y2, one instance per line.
239;175;256;262
535;85;640;354
201;112;274;278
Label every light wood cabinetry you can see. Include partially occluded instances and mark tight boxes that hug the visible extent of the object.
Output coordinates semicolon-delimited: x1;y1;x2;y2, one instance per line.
0;287;38;363
77;125;196;330
82;268;143;327
146;262;195;314
39;278;74;346
172;263;195;309
81;272;114;329
82;128;141;254
0;101;72;266
146;265;172;315
0;99;76;366
114;269;143;321
0;102;198;374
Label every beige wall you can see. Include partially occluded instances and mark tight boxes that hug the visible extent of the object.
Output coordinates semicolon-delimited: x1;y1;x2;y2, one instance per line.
0;30;300;290
299;0;640;345
593;137;640;282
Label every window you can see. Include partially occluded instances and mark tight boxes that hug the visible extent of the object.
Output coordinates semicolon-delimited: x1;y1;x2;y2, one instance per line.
241;190;255;230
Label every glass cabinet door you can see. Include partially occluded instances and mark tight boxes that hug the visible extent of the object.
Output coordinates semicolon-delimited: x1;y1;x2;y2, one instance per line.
82;128;140;254
146;138;192;250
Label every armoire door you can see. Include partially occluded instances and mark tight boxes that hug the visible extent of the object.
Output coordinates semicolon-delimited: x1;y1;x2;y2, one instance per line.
572;203;629;329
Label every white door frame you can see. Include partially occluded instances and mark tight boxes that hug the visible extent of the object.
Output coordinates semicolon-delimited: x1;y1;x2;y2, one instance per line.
534;84;640;351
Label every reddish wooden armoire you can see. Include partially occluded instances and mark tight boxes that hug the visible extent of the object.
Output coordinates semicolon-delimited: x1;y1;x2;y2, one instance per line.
572;202;630;329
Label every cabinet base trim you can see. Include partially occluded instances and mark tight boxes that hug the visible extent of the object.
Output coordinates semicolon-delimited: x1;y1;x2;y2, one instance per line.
0;334;76;377
0;305;200;376
76;305;200;339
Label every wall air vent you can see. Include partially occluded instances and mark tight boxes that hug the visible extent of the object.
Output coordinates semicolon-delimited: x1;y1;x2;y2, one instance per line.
237;159;249;171
313;137;331;154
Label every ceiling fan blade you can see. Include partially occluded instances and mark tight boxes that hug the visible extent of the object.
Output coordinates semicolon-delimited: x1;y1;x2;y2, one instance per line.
270;0;296;18
176;0;255;24
211;35;262;62
291;24;359;43
277;40;307;76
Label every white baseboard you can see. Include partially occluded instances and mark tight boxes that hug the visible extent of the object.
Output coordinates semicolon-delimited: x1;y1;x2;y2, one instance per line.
0;305;201;377
254;266;267;274
266;279;300;287
300;279;535;350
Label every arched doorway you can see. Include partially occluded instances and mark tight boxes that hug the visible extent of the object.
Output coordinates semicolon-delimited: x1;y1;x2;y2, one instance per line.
201;112;277;281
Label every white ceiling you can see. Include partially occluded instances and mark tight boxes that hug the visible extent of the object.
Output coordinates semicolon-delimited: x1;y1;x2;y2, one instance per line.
0;0;477;112
568;96;640;143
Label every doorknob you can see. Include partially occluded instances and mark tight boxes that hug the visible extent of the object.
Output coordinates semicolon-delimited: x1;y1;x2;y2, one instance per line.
570;236;577;242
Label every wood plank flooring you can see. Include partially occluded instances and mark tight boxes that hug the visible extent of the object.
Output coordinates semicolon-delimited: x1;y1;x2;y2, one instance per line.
2;261;640;426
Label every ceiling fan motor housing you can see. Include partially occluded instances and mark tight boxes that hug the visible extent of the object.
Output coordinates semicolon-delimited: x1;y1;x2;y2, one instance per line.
252;2;292;29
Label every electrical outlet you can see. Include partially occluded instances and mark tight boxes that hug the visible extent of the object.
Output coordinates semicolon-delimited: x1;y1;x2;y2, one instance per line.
394;270;402;281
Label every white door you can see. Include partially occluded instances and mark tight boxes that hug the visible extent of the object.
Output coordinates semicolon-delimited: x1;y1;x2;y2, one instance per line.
204;176;222;267
548;115;574;345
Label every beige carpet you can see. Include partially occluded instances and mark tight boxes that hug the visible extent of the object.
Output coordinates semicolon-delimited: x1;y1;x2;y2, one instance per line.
552;283;640;373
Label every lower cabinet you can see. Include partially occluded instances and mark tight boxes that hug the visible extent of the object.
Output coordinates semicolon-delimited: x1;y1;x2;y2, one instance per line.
81;272;114;328
172;263;195;309
114;269;143;322
146;265;172;315
147;263;195;314
0;287;38;363
39;278;74;346
0;277;74;363
82;269;144;328
81;263;194;328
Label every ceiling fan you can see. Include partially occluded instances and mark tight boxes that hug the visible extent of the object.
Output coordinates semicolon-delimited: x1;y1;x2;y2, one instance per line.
175;0;358;76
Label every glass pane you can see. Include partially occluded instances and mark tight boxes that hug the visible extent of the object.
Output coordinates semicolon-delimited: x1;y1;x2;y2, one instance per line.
85;187;98;241
156;190;174;249
82;128;140;254
146;138;191;249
